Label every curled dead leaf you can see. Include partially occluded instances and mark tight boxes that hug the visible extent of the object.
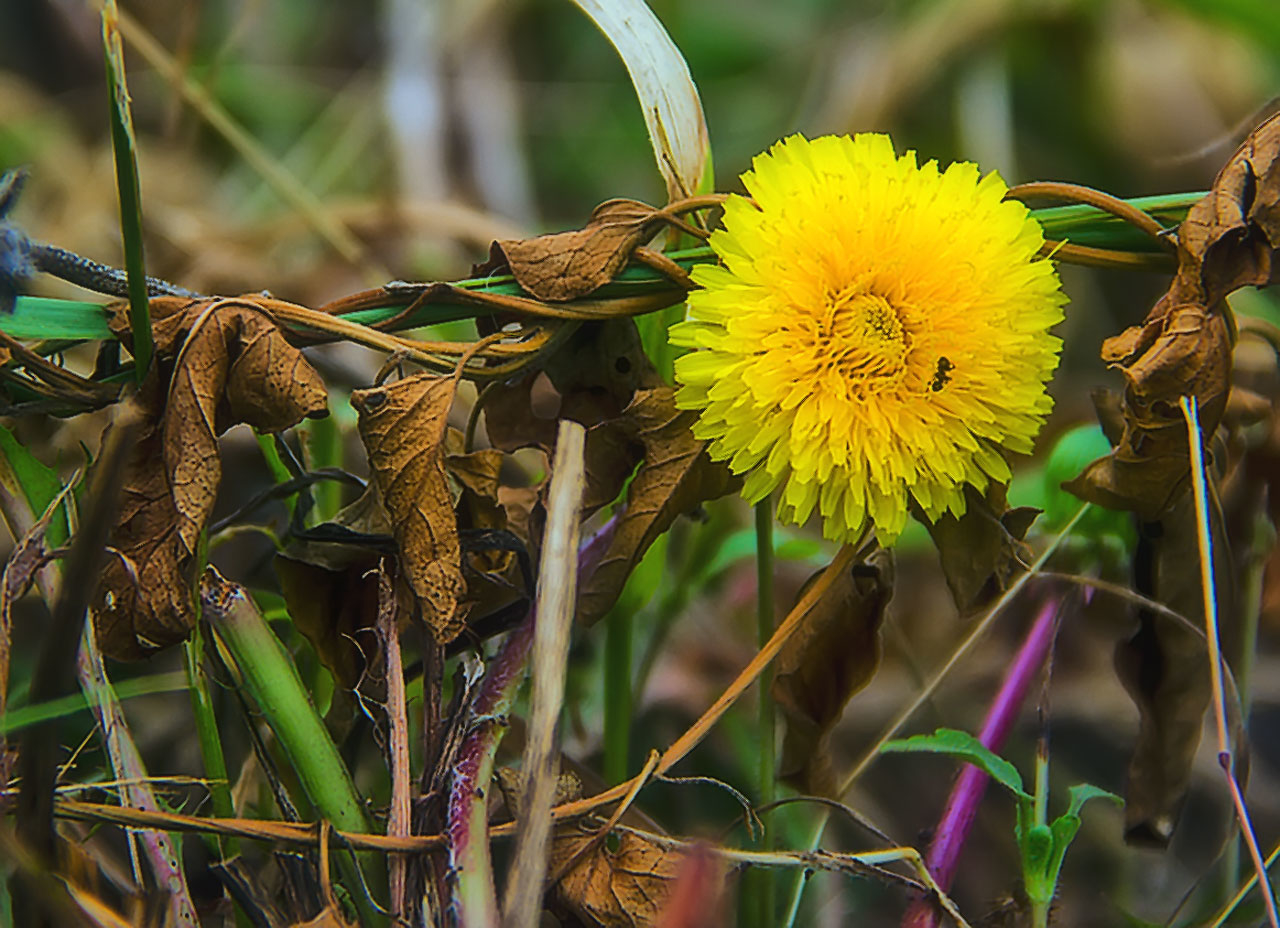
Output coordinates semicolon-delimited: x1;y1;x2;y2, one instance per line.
1064;115;1280;517
921;485;1038;614
475;199;681;302
352;372;467;644
1116;493;1234;846
95;299;327;660
773;550;892;797
549;822;692;928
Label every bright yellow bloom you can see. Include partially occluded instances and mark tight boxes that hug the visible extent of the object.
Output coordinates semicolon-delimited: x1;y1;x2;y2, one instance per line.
671;133;1066;543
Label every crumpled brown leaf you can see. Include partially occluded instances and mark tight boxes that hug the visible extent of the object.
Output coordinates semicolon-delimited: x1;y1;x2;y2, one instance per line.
1116;495;1235;846
550;822;689;928
1065;115;1280;517
773;550;892;797
475;199;674;302
352;372;467;644
921;485;1038;614
96;298;328;660
576;387;738;625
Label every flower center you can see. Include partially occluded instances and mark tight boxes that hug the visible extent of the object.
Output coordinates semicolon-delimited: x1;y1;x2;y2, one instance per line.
821;289;910;390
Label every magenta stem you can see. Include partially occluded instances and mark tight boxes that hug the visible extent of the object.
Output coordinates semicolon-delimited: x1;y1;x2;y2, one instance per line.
901;594;1063;928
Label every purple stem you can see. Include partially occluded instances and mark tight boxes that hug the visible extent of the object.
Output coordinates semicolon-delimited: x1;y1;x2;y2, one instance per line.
902;594;1063;928
446;515;617;928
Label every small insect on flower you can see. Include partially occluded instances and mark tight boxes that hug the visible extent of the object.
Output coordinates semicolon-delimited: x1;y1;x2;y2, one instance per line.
930;357;955;393
670;133;1066;543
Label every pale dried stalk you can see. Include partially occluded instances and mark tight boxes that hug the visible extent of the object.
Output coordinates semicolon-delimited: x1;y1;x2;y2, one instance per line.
503;420;586;928
378;563;413;922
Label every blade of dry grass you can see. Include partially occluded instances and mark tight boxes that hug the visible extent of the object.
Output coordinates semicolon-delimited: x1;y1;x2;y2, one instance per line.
77;622;198;927
502;420;587;928
377;562;412;923
1181;395;1279;928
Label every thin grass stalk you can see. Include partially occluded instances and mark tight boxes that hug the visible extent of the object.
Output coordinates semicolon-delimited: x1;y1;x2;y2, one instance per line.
743;498;776;928
200;566;383;927
100;1;152;381
900;595;1062;928
1181;396;1280;927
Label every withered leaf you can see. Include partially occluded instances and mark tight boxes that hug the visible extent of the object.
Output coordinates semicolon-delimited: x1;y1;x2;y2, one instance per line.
773;551;892;797
166;300;329;555
1064;303;1232;519
922;485;1038;613
550;822;690;928
476;199;672;302
96;300;327;660
352;372;467;644
1063;115;1280;517
576;387;738;625
1116;493;1231;846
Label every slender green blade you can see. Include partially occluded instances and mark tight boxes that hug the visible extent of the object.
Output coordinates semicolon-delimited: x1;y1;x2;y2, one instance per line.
4;298;113;341
102;1;152;380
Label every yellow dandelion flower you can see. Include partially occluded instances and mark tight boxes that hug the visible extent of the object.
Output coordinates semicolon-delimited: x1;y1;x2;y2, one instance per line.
671;133;1066;543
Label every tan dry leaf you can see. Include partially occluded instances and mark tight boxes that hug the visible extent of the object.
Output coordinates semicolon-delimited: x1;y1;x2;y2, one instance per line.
576;387;737;625
95;299;327;660
1062;115;1280;517
551;823;687;928
773;551;892;797
352;372;467;644
922;485;1039;613
476;200;672;302
1115;493;1230;846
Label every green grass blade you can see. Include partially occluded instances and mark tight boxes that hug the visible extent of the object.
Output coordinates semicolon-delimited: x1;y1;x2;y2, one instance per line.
2;671;188;735
3;298;114;341
101;1;152;380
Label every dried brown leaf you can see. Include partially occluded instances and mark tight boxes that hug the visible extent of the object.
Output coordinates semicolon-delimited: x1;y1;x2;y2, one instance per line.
922;485;1038;613
550;822;688;928
1062;115;1280;517
1116;493;1232;846
352;372;467;644
576;387;738;625
773;552;892;797
95;299;327;660
477;199;671;302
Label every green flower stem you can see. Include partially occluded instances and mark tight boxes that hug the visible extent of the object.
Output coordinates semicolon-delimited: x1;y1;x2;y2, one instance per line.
604;607;634;786
744;498;776;928
200;566;382;927
7;193;1203;347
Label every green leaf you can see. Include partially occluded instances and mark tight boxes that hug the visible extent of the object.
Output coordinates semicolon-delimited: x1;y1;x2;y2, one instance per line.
880;727;1030;800
102;1;152;380
1064;782;1123;818
3;298;114;341
0;426;70;547
1032;785;1123;909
